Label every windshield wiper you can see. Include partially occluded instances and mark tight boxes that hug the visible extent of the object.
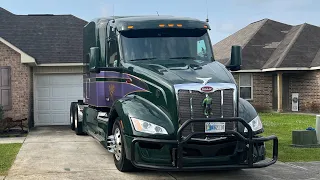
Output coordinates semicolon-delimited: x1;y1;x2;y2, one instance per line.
129;57;157;61
169;56;197;60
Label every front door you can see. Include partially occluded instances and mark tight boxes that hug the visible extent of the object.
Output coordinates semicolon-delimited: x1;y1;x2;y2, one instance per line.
272;73;289;111
282;74;290;111
272;74;278;110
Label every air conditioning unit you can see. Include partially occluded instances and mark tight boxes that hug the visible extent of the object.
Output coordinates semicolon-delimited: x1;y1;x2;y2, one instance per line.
292;93;299;111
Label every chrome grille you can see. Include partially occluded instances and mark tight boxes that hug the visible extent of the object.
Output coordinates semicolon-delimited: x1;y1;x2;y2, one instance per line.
177;89;236;137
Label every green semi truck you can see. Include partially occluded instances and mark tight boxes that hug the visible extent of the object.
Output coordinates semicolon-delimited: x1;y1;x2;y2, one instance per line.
69;15;278;172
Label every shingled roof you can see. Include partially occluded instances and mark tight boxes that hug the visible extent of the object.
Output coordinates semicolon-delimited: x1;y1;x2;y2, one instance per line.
0;7;87;64
213;19;320;70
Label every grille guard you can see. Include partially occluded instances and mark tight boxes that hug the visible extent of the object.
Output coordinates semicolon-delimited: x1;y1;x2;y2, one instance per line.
130;117;278;171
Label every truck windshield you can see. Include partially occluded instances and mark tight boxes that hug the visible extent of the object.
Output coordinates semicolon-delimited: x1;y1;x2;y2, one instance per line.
120;28;214;62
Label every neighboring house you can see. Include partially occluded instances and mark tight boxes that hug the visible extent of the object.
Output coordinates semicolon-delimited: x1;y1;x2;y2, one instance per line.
213;18;320;113
0;7;87;128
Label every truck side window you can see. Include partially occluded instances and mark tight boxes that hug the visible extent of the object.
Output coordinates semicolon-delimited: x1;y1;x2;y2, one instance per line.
197;40;207;58
107;28;120;67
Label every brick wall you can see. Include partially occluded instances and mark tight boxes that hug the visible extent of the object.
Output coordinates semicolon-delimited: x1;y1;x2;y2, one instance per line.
0;41;31;128
233;72;273;111
252;73;273;111
289;71;320;113
28;67;34;127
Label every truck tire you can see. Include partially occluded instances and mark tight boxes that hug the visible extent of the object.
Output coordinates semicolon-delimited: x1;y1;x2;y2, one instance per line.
74;105;85;135
112;118;135;172
69;102;77;130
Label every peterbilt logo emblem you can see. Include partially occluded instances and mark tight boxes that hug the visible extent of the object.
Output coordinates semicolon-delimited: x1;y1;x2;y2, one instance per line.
201;86;213;92
109;84;116;101
196;77;212;85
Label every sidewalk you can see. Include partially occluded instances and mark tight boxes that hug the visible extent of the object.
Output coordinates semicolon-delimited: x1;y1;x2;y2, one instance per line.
0;137;26;144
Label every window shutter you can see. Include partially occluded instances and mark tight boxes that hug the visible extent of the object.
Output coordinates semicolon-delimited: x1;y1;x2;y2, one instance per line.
0;67;11;110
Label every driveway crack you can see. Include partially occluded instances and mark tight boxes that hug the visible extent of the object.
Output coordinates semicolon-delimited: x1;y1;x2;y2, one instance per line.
167;172;177;180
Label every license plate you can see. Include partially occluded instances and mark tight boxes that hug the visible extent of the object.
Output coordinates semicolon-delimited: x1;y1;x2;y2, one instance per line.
205;122;225;133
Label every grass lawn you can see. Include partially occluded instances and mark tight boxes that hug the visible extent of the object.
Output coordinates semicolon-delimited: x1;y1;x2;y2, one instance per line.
260;113;320;162
0;143;22;176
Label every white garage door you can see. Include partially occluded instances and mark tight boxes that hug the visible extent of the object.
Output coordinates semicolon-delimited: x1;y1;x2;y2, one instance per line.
34;74;83;126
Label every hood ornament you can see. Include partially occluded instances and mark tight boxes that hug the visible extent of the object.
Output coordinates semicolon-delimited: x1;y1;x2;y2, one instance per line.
202;94;213;117
196;77;212;85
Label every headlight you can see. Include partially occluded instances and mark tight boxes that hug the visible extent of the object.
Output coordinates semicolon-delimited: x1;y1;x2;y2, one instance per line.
244;115;263;132
130;117;168;135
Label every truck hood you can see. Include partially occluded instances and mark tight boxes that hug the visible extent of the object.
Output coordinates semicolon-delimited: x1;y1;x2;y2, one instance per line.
127;59;236;86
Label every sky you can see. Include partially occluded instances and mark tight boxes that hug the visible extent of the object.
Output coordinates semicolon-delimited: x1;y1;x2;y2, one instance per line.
1;0;319;44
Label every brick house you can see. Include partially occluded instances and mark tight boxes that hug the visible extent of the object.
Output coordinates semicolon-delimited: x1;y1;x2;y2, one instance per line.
0;7;87;129
213;19;320;113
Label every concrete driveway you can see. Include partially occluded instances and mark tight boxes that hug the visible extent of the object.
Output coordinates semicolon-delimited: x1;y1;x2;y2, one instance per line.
5;126;319;180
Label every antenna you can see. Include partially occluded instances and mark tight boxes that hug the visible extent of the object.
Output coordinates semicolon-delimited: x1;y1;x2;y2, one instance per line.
156;11;159;16
205;0;209;22
112;4;115;23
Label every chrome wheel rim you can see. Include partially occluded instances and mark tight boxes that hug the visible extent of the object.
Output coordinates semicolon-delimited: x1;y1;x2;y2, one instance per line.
114;128;122;161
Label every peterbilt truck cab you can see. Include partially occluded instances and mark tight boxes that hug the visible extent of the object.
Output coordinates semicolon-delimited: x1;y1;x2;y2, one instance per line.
69;15;278;172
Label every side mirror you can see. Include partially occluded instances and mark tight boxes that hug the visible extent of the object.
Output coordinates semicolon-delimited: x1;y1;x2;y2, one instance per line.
89;47;100;72
226;45;242;71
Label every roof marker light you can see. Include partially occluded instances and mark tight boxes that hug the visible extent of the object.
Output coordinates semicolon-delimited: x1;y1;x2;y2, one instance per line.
159;24;165;27
177;24;182;27
204;25;208;29
128;25;134;29
168;24;174;27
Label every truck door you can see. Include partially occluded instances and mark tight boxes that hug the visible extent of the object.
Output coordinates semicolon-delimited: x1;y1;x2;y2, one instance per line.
91;24;123;138
104;25;123;107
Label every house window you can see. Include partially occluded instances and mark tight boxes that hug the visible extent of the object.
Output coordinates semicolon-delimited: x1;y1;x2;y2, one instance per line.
0;66;12;110
239;73;253;100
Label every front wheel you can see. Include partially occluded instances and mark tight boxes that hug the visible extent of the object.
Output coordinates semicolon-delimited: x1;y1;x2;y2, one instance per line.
112;118;135;172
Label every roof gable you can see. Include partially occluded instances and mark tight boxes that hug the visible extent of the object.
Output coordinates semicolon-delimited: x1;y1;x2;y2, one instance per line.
0;7;13;16
0;37;36;65
241;19;292;70
214;19;320;71
0;7;87;64
280;24;320;68
262;25;303;69
213;19;267;64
